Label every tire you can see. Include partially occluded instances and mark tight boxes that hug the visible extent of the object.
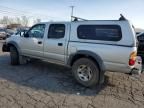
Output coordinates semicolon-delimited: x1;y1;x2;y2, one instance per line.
72;58;99;87
10;46;19;65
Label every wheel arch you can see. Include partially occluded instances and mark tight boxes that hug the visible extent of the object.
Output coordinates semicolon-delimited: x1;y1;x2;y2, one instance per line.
7;41;21;54
67;50;106;84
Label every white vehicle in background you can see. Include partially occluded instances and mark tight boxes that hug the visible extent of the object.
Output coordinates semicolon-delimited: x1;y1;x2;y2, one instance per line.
0;29;7;40
2;15;142;87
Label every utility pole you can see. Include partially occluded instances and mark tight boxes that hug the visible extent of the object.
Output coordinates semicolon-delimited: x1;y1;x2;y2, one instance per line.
70;6;75;21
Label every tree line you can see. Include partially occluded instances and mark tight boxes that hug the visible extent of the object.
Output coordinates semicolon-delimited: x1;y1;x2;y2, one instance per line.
0;16;41;27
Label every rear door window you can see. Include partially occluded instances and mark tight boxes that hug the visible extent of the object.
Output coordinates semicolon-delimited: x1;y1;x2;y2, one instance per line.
48;24;65;39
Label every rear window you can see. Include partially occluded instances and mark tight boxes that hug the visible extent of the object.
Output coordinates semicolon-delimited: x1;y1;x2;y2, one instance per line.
77;25;122;41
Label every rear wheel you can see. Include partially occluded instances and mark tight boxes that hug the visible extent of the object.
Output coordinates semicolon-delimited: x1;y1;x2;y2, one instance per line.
72;58;99;87
10;46;19;65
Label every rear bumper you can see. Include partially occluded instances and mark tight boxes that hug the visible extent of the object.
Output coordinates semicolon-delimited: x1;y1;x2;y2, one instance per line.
105;56;142;75
2;43;9;52
131;56;142;75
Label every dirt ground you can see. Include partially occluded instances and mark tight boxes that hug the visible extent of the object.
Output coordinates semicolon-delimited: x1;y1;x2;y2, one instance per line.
0;41;144;108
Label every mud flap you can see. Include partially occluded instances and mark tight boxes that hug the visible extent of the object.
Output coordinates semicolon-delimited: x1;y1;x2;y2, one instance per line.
99;70;105;84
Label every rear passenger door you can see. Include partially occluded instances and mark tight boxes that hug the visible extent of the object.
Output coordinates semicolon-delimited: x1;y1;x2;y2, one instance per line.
44;23;68;64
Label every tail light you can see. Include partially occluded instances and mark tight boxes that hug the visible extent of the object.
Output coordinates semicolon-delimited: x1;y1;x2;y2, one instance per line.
129;52;137;66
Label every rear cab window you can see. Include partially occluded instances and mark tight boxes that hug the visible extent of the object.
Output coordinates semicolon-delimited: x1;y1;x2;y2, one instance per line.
77;25;122;41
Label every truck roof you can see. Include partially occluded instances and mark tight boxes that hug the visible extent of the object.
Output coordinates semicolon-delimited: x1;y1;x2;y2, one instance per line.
39;14;129;24
39;20;128;25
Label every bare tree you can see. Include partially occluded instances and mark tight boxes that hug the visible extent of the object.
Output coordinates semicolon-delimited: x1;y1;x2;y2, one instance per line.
15;17;21;25
1;16;9;25
9;18;16;25
21;16;29;27
33;18;41;24
0;16;30;27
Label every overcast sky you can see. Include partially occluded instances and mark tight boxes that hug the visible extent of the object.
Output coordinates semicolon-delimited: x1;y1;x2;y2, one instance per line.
0;0;144;28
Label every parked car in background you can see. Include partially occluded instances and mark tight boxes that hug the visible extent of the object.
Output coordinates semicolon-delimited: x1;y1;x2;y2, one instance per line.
137;32;144;60
0;28;16;39
3;28;27;39
2;16;141;87
6;29;16;38
0;29;7;40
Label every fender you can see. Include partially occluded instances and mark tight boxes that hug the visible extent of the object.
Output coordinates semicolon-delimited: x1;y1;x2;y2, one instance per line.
68;50;106;84
7;41;21;55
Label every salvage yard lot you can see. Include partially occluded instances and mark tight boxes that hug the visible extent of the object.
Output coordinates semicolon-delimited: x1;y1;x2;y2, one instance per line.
0;41;144;108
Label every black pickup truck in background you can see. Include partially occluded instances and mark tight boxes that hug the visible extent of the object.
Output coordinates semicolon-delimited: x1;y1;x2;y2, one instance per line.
137;32;144;62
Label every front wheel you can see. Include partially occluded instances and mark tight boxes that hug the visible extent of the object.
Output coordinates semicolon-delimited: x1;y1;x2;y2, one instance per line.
10;46;19;65
72;58;99;87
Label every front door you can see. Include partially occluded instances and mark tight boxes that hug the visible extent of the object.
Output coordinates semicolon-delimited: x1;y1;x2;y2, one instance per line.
20;24;46;57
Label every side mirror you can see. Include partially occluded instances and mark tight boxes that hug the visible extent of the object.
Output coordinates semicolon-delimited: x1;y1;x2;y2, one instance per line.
20;32;22;37
24;32;29;38
20;31;25;37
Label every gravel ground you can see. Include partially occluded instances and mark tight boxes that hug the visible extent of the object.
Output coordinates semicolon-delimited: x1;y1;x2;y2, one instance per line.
0;41;144;108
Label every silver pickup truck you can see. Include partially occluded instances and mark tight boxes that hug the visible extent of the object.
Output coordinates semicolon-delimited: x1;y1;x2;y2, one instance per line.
2;17;141;87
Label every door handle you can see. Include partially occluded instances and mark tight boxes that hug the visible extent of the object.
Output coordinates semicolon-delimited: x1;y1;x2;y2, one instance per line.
58;43;63;46
38;41;42;44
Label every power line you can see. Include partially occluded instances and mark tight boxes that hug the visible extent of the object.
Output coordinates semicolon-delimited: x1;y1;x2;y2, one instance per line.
0;7;40;17
0;5;64;20
0;7;36;18
0;9;27;16
0;5;31;14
